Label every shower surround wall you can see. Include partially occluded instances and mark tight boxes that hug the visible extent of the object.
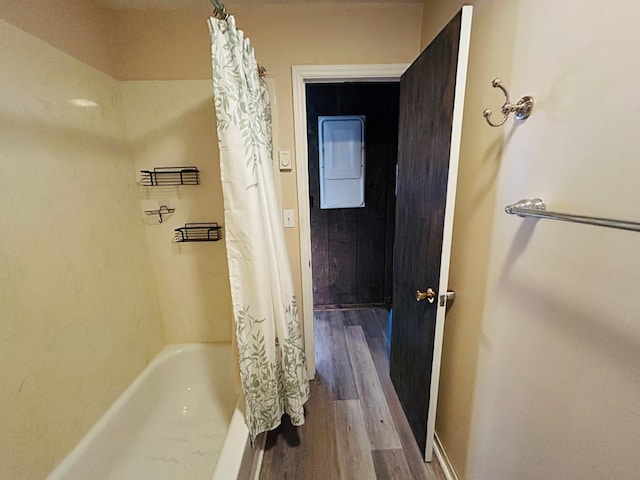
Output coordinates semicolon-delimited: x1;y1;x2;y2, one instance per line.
0;21;165;480
120;80;233;342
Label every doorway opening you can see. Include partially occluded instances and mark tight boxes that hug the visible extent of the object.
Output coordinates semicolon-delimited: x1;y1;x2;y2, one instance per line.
292;64;407;378
305;82;399;310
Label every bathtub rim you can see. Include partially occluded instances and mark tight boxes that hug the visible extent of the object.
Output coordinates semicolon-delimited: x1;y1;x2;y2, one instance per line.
212;397;267;480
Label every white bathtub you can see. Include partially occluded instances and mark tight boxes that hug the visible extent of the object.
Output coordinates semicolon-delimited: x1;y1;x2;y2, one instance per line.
47;343;257;480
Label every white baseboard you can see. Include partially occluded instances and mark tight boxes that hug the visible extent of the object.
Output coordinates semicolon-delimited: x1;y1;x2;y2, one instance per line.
434;433;459;480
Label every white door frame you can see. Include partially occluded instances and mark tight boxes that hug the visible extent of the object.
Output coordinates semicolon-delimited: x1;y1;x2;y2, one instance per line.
291;64;409;378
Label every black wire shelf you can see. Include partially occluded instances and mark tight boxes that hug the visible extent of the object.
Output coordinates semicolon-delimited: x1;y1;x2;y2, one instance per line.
140;167;200;186
174;223;222;242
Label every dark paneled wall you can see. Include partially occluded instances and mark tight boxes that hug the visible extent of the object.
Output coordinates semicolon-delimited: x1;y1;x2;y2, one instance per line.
306;83;399;307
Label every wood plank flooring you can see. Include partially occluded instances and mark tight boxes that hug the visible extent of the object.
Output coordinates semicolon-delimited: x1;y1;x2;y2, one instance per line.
259;309;446;480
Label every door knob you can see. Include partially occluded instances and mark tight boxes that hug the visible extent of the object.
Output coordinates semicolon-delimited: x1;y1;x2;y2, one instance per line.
416;288;436;303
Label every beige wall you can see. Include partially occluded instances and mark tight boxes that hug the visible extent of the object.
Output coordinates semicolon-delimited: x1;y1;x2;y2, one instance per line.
0;0;117;77
111;3;424;80
120;80;234;342
0;21;165;480
421;1;640;478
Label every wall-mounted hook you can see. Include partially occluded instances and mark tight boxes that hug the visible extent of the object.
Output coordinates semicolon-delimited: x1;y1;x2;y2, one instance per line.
482;78;534;127
144;205;175;224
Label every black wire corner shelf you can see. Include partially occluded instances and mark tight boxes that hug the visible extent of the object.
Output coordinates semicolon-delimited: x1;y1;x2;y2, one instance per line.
144;205;175;223
174;223;222;242
140;166;200;186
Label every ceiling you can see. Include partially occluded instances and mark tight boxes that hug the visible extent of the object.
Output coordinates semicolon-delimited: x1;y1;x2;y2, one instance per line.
93;0;421;9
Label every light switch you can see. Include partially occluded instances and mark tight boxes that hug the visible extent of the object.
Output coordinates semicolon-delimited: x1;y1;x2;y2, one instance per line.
279;150;292;172
283;209;295;228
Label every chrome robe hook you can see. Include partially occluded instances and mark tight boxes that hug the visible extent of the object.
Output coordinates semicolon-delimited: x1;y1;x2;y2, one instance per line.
482;78;534;127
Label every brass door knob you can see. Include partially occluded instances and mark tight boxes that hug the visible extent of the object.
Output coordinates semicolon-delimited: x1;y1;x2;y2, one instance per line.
416;288;436;303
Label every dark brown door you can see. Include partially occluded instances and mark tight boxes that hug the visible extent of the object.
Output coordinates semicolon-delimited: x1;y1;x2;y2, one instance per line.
390;7;472;459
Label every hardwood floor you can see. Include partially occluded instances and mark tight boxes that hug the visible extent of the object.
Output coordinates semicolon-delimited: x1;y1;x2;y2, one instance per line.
259;309;446;480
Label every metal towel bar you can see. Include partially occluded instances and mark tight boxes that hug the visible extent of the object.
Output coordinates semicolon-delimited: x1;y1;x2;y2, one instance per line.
505;198;640;233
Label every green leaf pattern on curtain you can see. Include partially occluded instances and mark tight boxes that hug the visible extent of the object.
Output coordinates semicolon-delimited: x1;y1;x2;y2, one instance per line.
208;15;310;440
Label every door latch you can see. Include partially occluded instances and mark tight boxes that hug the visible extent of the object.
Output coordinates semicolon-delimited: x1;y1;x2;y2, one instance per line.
439;290;455;306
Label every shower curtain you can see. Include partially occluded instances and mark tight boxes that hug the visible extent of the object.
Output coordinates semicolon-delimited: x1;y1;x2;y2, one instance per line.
208;15;310;440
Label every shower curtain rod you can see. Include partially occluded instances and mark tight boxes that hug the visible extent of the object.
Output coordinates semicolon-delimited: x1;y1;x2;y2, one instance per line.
208;1;268;78
210;0;228;20
505;198;640;233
